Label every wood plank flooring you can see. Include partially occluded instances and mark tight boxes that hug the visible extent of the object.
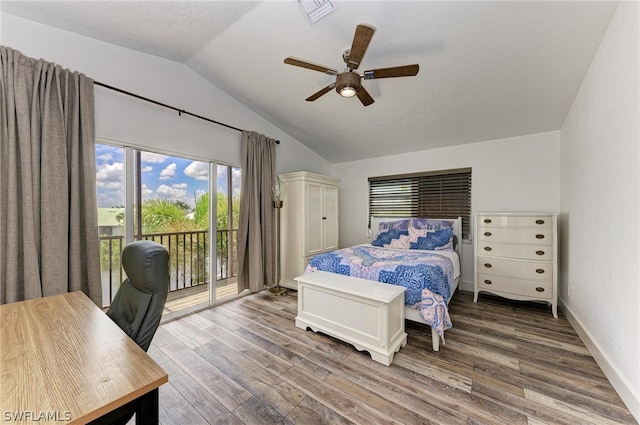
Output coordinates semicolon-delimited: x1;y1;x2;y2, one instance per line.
146;290;637;425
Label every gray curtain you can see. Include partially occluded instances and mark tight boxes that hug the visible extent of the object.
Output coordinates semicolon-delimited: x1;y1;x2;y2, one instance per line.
237;130;276;293
0;46;102;306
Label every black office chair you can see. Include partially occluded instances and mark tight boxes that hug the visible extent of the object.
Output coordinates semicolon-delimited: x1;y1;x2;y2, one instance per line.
107;240;169;352
101;241;169;425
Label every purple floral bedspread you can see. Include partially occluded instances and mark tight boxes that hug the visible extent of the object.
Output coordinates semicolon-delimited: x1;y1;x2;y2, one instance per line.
304;244;455;339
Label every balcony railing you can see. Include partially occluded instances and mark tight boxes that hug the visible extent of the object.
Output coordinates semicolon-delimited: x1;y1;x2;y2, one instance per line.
100;229;238;304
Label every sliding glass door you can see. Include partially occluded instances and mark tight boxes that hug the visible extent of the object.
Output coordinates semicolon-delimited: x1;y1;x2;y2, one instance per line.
95;142;240;311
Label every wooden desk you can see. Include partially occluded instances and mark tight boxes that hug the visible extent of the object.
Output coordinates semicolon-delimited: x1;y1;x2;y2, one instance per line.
0;291;168;424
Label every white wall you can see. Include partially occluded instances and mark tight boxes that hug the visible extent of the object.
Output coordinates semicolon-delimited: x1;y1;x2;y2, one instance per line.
0;13;331;175
332;130;561;290
560;1;639;420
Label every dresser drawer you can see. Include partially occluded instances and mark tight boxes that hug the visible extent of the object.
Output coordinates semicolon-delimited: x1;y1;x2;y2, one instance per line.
477;242;552;261
477;256;552;280
477;273;553;299
478;215;552;229
478;227;552;245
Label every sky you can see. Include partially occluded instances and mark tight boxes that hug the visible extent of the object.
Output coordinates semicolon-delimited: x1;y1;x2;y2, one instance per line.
95;144;240;208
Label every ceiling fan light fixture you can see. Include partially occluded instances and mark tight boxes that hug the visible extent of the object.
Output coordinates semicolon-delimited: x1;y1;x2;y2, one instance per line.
335;71;361;98
339;86;358;98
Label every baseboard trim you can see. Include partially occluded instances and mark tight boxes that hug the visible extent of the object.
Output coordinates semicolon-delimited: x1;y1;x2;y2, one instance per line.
559;297;639;423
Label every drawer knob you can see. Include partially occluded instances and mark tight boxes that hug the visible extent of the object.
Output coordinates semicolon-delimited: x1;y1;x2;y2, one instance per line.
536;268;545;274
484;218;492;224
536;234;545;239
484;246;492;251
536;250;545;256
535;219;545;225
484;232;492;237
484;279;492;285
536;287;545;292
484;263;492;268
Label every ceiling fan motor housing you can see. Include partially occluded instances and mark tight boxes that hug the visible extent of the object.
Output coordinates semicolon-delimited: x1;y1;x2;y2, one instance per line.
335;71;361;95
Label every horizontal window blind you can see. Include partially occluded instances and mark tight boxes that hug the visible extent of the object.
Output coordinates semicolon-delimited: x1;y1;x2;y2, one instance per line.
368;168;472;239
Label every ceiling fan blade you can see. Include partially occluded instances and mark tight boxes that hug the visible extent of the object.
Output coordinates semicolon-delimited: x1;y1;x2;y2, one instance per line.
363;64;419;80
347;24;376;70
356;86;375;106
284;57;338;75
306;83;336;102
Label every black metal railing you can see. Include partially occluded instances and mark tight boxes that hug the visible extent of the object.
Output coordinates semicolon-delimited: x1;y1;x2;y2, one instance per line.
100;229;238;304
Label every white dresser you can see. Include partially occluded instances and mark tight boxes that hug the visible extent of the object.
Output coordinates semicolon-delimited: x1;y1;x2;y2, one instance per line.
473;213;558;318
278;171;340;289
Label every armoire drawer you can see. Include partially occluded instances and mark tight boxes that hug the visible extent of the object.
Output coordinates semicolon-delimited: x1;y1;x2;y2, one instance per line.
477;242;553;261
477;274;553;299
478;215;552;229
478;227;552;245
477;256;553;280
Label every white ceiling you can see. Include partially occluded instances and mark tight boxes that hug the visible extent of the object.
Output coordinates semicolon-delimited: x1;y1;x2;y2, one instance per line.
3;1;618;163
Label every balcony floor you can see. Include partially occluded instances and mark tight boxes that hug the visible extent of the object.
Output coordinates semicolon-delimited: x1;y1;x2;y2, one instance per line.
163;279;238;315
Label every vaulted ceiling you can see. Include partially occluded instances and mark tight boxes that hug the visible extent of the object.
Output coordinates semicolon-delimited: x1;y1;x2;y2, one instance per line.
2;1;618;163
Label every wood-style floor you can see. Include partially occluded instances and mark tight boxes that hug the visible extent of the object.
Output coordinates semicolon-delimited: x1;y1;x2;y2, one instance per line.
147;290;637;425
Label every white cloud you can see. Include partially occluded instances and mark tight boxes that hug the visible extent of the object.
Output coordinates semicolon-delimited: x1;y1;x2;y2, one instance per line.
156;184;188;201
217;165;242;194
159;163;177;180
185;161;209;181
96;162;124;189
156;183;192;205
141;184;153;199
97;153;113;162
97;190;123;208
141;165;153;173
231;167;242;194
141;152;169;164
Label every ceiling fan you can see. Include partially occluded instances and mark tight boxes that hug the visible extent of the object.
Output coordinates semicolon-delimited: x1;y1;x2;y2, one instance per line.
284;24;419;106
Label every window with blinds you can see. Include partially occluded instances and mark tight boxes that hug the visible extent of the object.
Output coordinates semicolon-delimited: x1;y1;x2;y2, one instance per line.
368;168;472;239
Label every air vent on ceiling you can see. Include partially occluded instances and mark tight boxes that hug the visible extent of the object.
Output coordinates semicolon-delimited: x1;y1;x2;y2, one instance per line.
298;0;334;23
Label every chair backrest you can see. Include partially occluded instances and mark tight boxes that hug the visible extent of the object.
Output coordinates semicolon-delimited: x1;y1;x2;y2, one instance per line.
106;240;169;352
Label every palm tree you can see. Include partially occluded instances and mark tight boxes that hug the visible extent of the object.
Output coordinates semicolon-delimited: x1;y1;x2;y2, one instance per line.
193;193;209;229
141;199;193;233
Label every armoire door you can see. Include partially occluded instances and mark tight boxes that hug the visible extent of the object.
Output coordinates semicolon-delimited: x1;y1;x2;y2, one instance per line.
305;182;325;256
323;185;339;251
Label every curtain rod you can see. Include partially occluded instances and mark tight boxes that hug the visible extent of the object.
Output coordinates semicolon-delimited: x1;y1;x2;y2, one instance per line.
94;81;280;144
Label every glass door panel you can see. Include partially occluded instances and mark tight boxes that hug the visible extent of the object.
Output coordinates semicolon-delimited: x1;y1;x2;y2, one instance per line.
95;144;125;307
215;164;240;300
96;142;214;312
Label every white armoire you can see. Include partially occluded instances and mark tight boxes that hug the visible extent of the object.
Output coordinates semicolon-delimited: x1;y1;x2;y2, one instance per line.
278;171;340;289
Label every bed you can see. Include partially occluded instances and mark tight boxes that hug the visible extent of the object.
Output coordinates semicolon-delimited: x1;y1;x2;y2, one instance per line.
303;216;462;351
